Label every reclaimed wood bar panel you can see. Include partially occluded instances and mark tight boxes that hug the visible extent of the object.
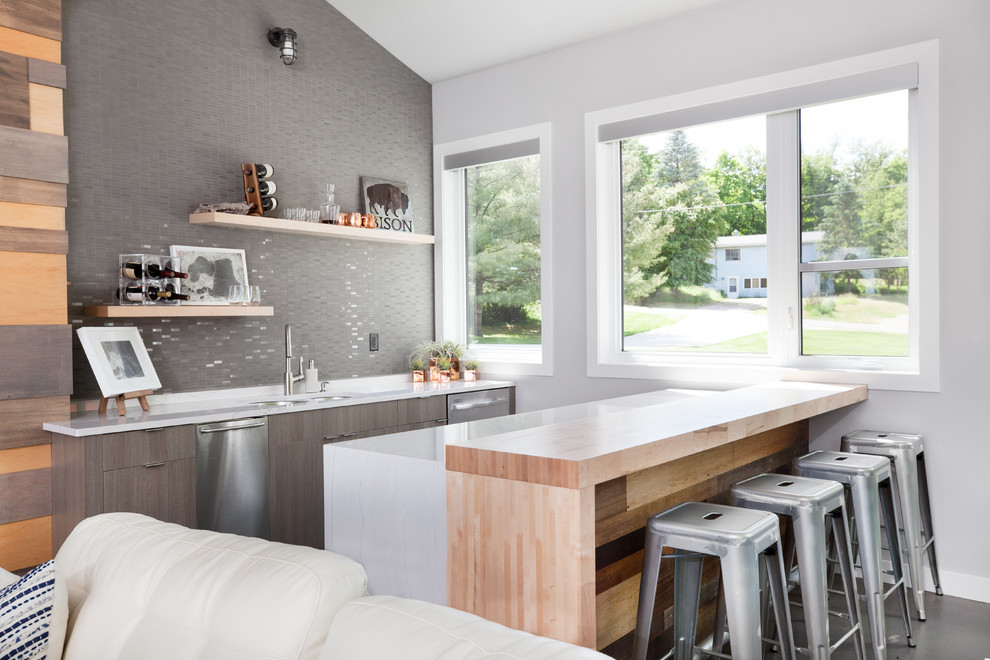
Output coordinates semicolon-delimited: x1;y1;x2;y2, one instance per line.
445;382;867;657
0;468;52;524
0;226;68;253
0;125;68;182
28;82;62;134
0;25;60;62
0;325;72;399
0;251;67;323
0;516;51;570
0;0;62;41
27;58;65;88
0;50;29;129
0;445;51;474
0;396;68;449
0;178;66;207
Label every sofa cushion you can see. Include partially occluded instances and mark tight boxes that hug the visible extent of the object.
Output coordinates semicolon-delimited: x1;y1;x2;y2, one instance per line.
55;513;368;660
319;595;612;660
0;560;68;660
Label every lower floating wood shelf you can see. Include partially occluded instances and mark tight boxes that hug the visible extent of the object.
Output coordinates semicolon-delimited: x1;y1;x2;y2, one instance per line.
83;305;274;318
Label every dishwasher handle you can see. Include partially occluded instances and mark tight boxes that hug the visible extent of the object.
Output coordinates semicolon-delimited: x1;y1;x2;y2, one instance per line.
197;419;267;433
450;397;509;412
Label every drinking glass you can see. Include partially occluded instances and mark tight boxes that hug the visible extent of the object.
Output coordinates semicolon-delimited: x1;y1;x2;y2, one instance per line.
244;285;261;306
227;285;245;305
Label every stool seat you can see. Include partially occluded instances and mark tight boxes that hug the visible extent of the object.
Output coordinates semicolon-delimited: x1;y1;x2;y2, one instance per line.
730;473;845;515
646;501;781;551
794;450;890;482
842;430;923;457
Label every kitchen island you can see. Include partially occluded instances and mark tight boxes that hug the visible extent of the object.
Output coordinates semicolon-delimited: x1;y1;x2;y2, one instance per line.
323;381;866;657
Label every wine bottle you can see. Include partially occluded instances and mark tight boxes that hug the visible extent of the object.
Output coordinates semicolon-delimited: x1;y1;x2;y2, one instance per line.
245;180;277;196
255;163;275;178
162;283;191;301
261;197;278;212
120;260;158;280
154;265;188;279
116;285;167;302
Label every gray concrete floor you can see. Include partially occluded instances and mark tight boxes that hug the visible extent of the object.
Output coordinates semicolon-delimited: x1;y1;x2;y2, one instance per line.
769;589;990;659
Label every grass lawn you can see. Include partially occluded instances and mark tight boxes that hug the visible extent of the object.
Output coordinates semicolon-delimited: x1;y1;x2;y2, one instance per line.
803;293;908;323
473;322;541;344
632;329;907;356
623;308;680;337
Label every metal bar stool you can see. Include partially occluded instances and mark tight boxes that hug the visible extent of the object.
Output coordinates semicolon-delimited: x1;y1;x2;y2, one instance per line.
633;501;796;660
794;451;914;660
721;474;866;660
841;430;942;620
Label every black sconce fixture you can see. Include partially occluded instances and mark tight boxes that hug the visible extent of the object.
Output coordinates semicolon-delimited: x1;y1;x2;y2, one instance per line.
268;27;298;65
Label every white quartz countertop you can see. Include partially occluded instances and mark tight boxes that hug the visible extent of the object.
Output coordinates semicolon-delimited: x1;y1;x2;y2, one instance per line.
43;375;514;437
325;388;715;462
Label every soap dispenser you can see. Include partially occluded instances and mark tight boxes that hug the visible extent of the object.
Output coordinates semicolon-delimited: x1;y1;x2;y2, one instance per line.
305;359;320;393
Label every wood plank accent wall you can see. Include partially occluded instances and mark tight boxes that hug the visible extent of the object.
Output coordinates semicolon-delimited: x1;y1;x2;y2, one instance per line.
595;422;809;659
0;0;69;572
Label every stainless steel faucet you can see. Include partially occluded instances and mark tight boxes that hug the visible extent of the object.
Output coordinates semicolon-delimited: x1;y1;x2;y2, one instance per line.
284;324;305;395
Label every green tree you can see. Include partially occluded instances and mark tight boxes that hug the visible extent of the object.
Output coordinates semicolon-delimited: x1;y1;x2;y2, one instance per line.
706;148;766;235
465;156;541;339
801;147;841;231
621;139;669;302
656;130;705;191
651;183;723;288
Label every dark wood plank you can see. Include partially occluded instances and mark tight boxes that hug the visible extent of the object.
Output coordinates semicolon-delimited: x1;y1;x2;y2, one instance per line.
51;432;85;552
0;125;68;183
0;226;66;254
26;57;63;88
0;467;51;524
0;325;71;399
0;0;61;41
0;176;66;206
0;51;29;130
0;396;67;450
340;400;398;432
101;425;194;471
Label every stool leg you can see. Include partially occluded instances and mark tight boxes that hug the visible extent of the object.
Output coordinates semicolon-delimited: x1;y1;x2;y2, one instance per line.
633;527;664;660
791;511;830;660
879;480;915;648
916;454;943;596
848;476;888;660
764;543;797;660
890;451;927;620
712;580;727;654
719;546;765;660
673;554;704;660
830;508;866;660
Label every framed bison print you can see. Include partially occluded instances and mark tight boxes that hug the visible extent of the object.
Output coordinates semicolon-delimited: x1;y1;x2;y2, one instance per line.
361;177;414;233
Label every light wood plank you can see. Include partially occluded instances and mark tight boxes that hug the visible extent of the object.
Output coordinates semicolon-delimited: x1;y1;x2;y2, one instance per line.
0;226;66;253
27;82;60;134
0;325;71;399
0;395;67;449
0;515;51;571
83;305;274;318
0;50;28;129
0;0;61;41
190;212;435;245
0;444;50;474
0;251;66;324
0;200;64;229
0;178;65;207
26;57;63;88
0;25;60;62
447;472;597;647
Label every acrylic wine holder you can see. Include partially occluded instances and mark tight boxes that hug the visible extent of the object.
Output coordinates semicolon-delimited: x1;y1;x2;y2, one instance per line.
117;253;186;306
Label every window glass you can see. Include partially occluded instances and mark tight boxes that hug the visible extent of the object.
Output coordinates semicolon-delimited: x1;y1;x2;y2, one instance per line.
620;116;768;354
800;91;909;357
464;155;541;345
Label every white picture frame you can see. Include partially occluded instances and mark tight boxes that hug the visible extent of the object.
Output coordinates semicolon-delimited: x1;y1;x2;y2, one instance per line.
169;245;249;305
77;326;162;398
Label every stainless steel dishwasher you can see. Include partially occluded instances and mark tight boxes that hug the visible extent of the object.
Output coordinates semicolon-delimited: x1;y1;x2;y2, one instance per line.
447;388;513;424
195;417;269;539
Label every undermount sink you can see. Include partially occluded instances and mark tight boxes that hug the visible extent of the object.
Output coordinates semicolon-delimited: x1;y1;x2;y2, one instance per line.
249;400;298;407
303;395;352;402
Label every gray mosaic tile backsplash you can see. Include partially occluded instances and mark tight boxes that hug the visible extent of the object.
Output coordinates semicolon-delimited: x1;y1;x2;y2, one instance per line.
63;0;435;398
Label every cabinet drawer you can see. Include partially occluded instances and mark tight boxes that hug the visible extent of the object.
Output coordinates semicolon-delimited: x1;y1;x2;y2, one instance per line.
340;401;398;433
396;396;447;425
103;457;195;527
101;425;195;470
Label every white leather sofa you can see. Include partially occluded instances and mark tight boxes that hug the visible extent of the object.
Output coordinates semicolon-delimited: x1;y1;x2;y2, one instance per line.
36;513;609;660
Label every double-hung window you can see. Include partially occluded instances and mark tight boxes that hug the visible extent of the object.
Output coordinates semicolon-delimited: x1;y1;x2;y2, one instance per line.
587;43;938;390
435;124;552;374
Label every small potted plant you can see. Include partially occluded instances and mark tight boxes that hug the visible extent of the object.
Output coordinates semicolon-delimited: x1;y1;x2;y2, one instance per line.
410;357;427;382
461;358;479;382
435;339;466;381
435;356;453;383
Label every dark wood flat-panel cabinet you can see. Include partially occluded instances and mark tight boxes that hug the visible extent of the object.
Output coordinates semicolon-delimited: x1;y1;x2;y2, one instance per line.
52;425;196;552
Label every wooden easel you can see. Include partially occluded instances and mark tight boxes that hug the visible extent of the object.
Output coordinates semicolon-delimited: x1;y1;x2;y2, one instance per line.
98;389;154;416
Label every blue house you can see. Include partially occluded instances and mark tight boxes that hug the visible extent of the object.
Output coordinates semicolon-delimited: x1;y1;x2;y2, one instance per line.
708;231;824;298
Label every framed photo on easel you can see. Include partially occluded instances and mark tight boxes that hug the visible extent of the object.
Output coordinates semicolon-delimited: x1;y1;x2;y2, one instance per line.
77;327;161;414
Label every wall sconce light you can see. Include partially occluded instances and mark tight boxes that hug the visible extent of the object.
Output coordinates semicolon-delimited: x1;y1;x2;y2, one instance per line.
267;27;298;65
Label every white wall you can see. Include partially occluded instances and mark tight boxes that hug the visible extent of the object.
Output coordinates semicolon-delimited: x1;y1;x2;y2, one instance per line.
433;0;990;602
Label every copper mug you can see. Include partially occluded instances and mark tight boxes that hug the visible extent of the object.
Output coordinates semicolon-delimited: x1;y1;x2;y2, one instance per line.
362;214;376;229
348;212;362;227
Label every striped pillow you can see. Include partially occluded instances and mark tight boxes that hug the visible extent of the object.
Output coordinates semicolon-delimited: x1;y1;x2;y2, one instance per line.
0;561;57;660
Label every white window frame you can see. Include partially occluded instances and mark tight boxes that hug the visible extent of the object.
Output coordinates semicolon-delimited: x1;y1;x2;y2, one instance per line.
434;123;553;376
585;42;939;392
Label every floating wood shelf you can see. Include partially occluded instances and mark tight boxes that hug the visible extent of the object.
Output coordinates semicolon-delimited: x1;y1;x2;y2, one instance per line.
189;212;435;245
83;305;274;318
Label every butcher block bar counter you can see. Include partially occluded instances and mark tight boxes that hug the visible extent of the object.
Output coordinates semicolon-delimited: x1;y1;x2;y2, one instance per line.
444;381;868;658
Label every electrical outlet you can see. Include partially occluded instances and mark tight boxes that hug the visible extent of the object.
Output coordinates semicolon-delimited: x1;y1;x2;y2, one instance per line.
369;332;379;351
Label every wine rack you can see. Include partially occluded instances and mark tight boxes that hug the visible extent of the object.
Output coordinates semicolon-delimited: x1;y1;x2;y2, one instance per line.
117;253;187;306
242;163;278;216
